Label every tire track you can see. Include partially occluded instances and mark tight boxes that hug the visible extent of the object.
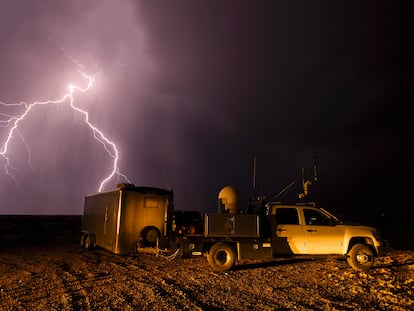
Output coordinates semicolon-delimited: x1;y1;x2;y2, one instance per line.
1;243;413;310
55;262;92;311
108;259;205;310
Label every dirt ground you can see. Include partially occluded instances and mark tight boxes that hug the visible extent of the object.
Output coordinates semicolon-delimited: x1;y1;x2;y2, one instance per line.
0;239;413;311
0;216;413;310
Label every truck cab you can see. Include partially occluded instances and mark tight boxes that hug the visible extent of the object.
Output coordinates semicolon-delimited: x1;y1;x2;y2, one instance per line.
266;203;389;270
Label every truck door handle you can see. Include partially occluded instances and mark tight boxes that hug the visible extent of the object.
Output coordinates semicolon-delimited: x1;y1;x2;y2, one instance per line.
307;229;317;233
276;228;286;232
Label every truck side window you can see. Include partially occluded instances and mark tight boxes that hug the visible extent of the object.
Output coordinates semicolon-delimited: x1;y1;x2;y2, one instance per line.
304;209;331;225
275;208;299;225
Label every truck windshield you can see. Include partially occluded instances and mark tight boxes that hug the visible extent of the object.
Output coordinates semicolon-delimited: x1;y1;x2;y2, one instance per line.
304;208;341;226
320;208;342;224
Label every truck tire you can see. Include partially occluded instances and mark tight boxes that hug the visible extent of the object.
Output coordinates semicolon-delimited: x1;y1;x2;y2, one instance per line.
176;237;191;258
347;243;374;272
207;242;236;273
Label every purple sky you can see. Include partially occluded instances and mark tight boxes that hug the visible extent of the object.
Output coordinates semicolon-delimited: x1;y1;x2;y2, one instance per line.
0;1;408;216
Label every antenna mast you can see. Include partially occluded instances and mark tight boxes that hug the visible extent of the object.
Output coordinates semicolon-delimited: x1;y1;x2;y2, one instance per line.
252;156;257;196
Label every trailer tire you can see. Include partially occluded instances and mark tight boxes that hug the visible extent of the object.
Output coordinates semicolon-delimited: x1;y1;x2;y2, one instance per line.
90;233;96;248
347;243;374;272
80;233;85;249
207;242;236;273
82;233;91;251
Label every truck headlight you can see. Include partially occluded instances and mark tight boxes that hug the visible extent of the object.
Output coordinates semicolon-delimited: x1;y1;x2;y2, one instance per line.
374;230;382;243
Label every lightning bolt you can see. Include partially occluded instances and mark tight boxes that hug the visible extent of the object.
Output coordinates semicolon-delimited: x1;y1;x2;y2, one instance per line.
0;43;130;192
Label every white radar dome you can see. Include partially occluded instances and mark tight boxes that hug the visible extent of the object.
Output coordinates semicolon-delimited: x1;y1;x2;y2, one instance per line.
218;186;243;214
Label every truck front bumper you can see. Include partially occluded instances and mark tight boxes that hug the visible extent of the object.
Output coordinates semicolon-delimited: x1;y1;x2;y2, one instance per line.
377;245;392;256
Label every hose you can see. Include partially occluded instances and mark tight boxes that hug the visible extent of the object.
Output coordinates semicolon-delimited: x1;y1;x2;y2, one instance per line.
156;247;181;260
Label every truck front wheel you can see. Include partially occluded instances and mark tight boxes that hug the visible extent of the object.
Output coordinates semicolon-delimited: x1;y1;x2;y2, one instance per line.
347;243;374;272
207;242;236;273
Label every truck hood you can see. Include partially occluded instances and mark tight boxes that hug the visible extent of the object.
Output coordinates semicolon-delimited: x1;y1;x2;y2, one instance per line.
342;222;375;229
338;223;378;237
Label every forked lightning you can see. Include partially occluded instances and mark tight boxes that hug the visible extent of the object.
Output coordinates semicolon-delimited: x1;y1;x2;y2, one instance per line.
0;46;129;191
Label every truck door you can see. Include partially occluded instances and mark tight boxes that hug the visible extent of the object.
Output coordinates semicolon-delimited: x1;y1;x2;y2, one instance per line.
271;207;307;255
302;208;343;254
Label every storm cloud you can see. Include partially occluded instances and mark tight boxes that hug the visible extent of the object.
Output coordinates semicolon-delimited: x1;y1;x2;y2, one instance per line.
0;1;407;216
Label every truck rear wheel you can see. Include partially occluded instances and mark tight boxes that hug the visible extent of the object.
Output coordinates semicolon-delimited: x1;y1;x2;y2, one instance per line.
207;242;236;273
176;237;191;258
347;243;374;272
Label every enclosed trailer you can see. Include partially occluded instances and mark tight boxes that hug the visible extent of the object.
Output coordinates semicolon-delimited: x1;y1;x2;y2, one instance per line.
80;183;174;255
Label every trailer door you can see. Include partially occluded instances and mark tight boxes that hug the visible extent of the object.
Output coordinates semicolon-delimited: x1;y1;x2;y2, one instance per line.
102;200;119;249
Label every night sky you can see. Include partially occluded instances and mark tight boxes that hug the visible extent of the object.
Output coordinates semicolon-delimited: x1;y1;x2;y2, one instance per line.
0;1;409;218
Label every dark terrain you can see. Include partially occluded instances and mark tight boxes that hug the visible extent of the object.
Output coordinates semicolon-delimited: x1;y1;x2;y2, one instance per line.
0;215;413;310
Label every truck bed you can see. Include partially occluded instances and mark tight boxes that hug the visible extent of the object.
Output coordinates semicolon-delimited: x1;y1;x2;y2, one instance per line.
204;213;260;238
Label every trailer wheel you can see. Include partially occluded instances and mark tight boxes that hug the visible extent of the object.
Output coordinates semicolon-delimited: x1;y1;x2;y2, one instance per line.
82;233;91;251
80;233;85;249
207;242;236;273
347;243;374;272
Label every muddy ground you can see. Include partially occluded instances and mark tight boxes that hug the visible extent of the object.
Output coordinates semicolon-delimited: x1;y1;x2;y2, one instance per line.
0;216;413;310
